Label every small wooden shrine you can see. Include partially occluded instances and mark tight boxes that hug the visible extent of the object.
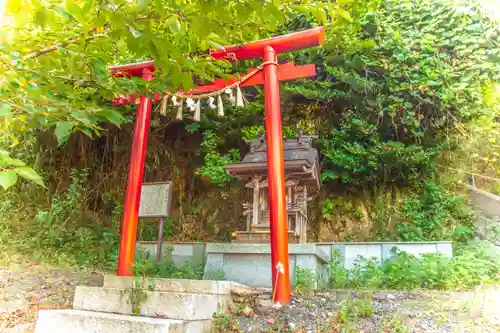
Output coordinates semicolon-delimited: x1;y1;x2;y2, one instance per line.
224;133;321;243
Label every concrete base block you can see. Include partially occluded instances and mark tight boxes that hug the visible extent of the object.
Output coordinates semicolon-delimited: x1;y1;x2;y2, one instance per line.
318;241;453;268
73;286;230;320
103;275;232;294
34;309;212;333
136;243;206;268
102;275;257;297
203;243;328;289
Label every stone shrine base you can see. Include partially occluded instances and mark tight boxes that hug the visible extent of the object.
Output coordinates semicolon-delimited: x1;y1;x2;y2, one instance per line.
203;243;329;288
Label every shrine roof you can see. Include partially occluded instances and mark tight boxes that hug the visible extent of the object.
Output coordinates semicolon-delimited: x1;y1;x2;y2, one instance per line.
224;136;321;191
241;139;318;165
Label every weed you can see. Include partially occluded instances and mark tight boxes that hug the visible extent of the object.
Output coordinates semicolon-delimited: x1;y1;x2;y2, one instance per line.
335;294;374;332
133;253;204;280
355;295;374;318
329;249;349;289
211;313;239;332
295;267;316;294
123;277;149;315
381;316;409;333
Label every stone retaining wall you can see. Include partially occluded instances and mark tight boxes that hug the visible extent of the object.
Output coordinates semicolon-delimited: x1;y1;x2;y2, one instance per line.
136;241;453;288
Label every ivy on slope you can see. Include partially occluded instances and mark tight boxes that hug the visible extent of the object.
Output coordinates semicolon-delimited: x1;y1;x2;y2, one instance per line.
285;0;500;186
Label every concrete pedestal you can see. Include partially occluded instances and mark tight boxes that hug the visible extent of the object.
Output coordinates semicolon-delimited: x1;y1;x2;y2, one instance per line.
203;243;329;288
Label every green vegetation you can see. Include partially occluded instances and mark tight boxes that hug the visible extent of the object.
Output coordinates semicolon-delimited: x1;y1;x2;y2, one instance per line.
195;130;240;187
0;168;120;268
133;246;204;280
294;266;316;293
0;0;359;179
395;182;475;242
330;242;500;291
336;295;375;332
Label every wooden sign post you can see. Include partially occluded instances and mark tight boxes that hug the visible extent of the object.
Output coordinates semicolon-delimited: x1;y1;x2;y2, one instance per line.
138;182;172;261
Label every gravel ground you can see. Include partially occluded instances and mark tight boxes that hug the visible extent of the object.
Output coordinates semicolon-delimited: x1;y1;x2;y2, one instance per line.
0;265;102;333
228;290;500;333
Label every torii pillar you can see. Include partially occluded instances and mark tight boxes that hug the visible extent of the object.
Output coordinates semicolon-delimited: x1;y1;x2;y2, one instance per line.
110;27;324;304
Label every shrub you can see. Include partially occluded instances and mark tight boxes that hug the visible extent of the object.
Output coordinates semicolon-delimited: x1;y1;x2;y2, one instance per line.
330;241;500;290
396;182;475;243
294;267;316;293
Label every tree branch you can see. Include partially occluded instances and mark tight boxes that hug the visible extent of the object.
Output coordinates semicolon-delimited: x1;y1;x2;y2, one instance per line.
23;33;107;60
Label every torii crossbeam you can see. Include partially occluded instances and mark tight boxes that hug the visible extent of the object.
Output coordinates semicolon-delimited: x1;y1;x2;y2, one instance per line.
111;27;324;304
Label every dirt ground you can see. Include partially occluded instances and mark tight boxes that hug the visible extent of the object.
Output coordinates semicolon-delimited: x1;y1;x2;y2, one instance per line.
227;290;500;333
0;265;102;333
1;266;499;333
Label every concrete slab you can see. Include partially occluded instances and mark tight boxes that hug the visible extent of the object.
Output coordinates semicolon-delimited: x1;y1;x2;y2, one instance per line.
381;243;439;260
317;242;453;268
103;276;257;296
103;275;231;294
137;243;206;268
203;243;328;288
34;309;211;333
73;286;230;320
344;244;382;269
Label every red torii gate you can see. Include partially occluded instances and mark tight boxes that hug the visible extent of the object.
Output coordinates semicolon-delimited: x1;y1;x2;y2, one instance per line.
110;27;324;304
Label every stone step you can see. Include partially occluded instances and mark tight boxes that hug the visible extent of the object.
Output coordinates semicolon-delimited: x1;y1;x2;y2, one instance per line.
103;275;258;296
103;275;232;294
34;309;211;333
73;286;230;320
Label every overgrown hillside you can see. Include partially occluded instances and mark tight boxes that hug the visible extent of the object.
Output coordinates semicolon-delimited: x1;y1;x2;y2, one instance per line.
0;0;499;269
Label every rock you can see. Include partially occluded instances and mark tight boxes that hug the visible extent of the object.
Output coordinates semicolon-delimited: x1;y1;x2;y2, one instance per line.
242;306;254;317
272;302;283;310
231;283;260;296
266;318;275;325
257;298;273;308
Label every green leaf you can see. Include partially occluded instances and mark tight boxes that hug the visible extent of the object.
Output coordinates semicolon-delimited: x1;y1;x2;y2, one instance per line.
293;5;311;17
35;8;47;27
98;109;127;126
127;25;142;38
65;0;83;22
0;155;26;167
0;104;12;116
138;0;150;10
13;167;45;187
82;0;93;15
335;7;352;22
0;171;18;190
168;18;181;34
181;72;193;91
80;128;93;138
55;121;74;146
322;170;339;181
